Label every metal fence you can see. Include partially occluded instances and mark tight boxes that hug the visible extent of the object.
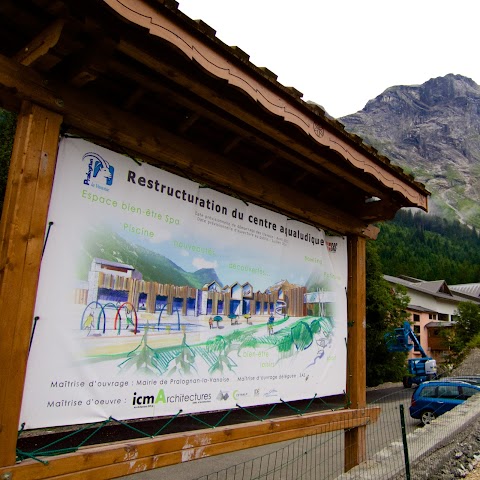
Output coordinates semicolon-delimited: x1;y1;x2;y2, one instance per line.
15;380;480;479
186;388;415;480
156;385;480;480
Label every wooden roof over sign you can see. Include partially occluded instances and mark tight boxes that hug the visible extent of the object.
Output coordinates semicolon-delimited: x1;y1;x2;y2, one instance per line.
0;0;429;238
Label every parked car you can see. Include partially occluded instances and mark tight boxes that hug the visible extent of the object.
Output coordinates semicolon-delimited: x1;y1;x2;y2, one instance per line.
409;380;480;425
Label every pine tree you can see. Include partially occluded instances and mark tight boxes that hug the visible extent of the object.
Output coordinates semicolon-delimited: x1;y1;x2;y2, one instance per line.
0;109;16;213
365;241;409;386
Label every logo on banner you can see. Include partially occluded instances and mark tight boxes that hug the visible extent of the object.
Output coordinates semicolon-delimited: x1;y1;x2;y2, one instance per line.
326;241;338;253
132;391;155;408
233;389;249;401
264;389;279;398
82;152;115;190
152;389;212;405
217;390;230;401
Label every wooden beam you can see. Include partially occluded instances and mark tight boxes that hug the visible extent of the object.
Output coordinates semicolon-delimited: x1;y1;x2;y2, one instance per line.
0;407;380;479
109;58;342;188
103;13;428;209
351;197;402;223
14;18;65;66
361;224;380;240
345;235;367;472
123;86;145;111
293;171;308;186
258;157;275;172
176;112;200;134
0;53;375;237
107;58;393;204
68;37;118;87
0;102;63;467
222;135;242;154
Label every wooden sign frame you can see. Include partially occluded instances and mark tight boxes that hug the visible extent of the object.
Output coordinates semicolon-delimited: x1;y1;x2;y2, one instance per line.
0;1;428;477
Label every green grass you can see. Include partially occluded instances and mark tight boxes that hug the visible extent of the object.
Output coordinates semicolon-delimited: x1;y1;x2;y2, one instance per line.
89;315;336;376
466;332;480;350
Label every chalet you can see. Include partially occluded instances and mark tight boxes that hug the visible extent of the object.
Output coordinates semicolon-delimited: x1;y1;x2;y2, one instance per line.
385;275;480;363
87;257;142;304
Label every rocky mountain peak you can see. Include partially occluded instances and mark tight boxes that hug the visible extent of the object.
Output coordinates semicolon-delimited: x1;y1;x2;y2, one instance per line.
340;74;480;227
422;74;477;103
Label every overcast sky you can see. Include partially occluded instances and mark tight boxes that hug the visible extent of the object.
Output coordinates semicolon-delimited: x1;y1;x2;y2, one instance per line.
178;0;479;118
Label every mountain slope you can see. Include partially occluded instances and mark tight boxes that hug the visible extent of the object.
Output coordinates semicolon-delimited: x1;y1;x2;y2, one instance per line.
340;74;480;227
78;225;222;288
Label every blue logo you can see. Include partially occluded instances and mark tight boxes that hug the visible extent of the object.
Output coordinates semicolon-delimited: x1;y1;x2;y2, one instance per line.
82;152;114;188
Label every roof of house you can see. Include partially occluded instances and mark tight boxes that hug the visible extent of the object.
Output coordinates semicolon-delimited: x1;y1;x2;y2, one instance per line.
425;321;455;328
450;283;480;298
416;280;453;296
407;305;438;314
93;258;135;271
384;275;480;304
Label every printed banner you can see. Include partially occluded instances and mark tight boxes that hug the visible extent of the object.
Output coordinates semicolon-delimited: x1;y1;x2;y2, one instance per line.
20;137;348;428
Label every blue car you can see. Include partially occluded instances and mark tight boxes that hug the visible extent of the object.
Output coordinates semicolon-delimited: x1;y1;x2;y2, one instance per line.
409;380;480;425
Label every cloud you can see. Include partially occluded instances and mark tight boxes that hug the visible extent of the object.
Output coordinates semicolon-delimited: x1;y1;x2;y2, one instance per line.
148;230;171;244
192;257;218;270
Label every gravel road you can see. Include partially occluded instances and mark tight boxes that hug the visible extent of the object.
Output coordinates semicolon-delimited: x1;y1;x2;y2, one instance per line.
418;347;480;479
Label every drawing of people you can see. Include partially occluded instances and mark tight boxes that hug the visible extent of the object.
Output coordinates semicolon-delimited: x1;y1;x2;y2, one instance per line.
315;336;327;359
126;309;134;329
83;310;94;335
306;328;329;368
267;315;274;335
209;317;214;329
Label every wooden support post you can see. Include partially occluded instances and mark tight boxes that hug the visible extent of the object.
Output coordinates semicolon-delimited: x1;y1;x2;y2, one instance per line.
0;102;62;467
345;235;367;472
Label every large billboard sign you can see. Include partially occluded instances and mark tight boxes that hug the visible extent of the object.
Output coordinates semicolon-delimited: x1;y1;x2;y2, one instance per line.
20;138;348;429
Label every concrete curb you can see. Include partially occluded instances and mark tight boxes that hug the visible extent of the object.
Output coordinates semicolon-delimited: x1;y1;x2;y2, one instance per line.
335;394;480;480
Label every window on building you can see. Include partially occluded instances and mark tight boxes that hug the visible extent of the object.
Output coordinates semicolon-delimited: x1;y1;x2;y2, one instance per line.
429;313;437;320
413;313;420;322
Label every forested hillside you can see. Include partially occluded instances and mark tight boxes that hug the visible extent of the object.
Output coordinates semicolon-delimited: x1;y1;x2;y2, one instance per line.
375;209;480;284
0;109;15;214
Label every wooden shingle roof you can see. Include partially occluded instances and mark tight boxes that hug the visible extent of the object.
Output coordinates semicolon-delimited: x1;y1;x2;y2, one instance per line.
0;0;429;237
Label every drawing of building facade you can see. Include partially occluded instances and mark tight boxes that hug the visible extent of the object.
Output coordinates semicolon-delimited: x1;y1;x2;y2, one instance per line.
79;258;310;318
